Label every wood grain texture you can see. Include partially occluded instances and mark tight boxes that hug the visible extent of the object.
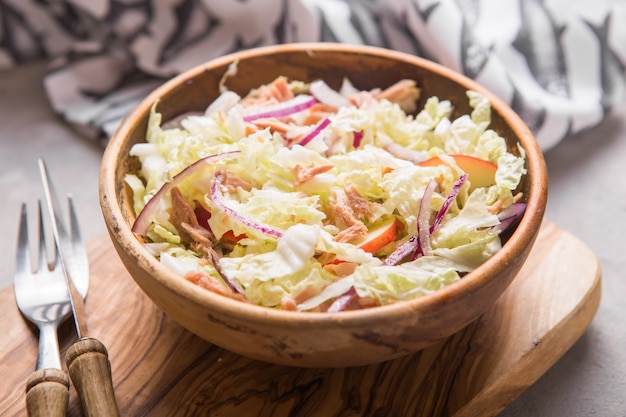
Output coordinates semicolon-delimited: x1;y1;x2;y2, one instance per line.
0;220;601;417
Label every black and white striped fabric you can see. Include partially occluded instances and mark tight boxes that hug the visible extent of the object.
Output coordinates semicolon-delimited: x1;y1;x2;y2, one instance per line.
1;0;625;151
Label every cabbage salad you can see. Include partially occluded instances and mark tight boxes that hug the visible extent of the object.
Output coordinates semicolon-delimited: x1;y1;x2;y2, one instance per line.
126;75;527;312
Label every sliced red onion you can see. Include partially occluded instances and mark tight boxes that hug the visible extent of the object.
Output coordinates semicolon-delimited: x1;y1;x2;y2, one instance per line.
327;287;357;313
384;176;467;265
207;247;245;296
242;94;316;122
132;151;241;235
353;130;364;148
298;117;331;146
309;79;350;108
417;180;437;256
494;203;527;232
210;171;283;238
383;235;419;266
430;174;468;234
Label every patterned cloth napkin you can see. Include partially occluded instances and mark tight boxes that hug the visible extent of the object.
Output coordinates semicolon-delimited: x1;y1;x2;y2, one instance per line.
1;0;625;151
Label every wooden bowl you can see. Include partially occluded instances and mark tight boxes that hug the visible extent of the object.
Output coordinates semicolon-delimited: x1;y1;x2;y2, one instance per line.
99;43;548;367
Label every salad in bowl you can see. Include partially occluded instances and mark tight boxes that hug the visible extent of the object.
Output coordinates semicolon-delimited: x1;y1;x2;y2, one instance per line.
125;74;527;313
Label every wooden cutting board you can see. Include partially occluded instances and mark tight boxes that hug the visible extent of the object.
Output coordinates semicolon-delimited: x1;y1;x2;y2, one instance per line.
0;220;601;417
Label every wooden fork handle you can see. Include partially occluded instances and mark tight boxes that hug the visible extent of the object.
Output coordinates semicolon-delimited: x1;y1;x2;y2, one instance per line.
25;368;70;417
66;337;120;417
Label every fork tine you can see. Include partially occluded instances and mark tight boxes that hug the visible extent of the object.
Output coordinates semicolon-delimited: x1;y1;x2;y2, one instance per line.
36;201;50;273
16;203;31;276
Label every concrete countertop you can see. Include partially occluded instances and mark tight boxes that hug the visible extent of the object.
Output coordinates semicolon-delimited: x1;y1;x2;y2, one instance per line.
1;60;624;416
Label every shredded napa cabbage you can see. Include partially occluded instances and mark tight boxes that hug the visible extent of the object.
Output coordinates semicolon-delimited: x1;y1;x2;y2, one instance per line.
126;80;527;312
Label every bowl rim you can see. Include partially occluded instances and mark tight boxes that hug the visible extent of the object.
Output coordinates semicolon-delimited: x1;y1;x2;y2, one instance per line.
100;42;548;328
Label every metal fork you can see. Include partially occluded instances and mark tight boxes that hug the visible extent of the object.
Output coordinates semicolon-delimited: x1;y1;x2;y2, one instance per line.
14;197;88;417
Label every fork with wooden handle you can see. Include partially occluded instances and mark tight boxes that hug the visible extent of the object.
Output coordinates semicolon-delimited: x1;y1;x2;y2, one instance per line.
14;202;73;417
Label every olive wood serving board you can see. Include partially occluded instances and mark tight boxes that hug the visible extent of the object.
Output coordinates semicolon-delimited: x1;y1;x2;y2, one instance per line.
0;220;601;417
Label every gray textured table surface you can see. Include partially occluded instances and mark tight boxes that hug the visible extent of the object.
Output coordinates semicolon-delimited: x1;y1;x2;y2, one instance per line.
1;60;625;416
